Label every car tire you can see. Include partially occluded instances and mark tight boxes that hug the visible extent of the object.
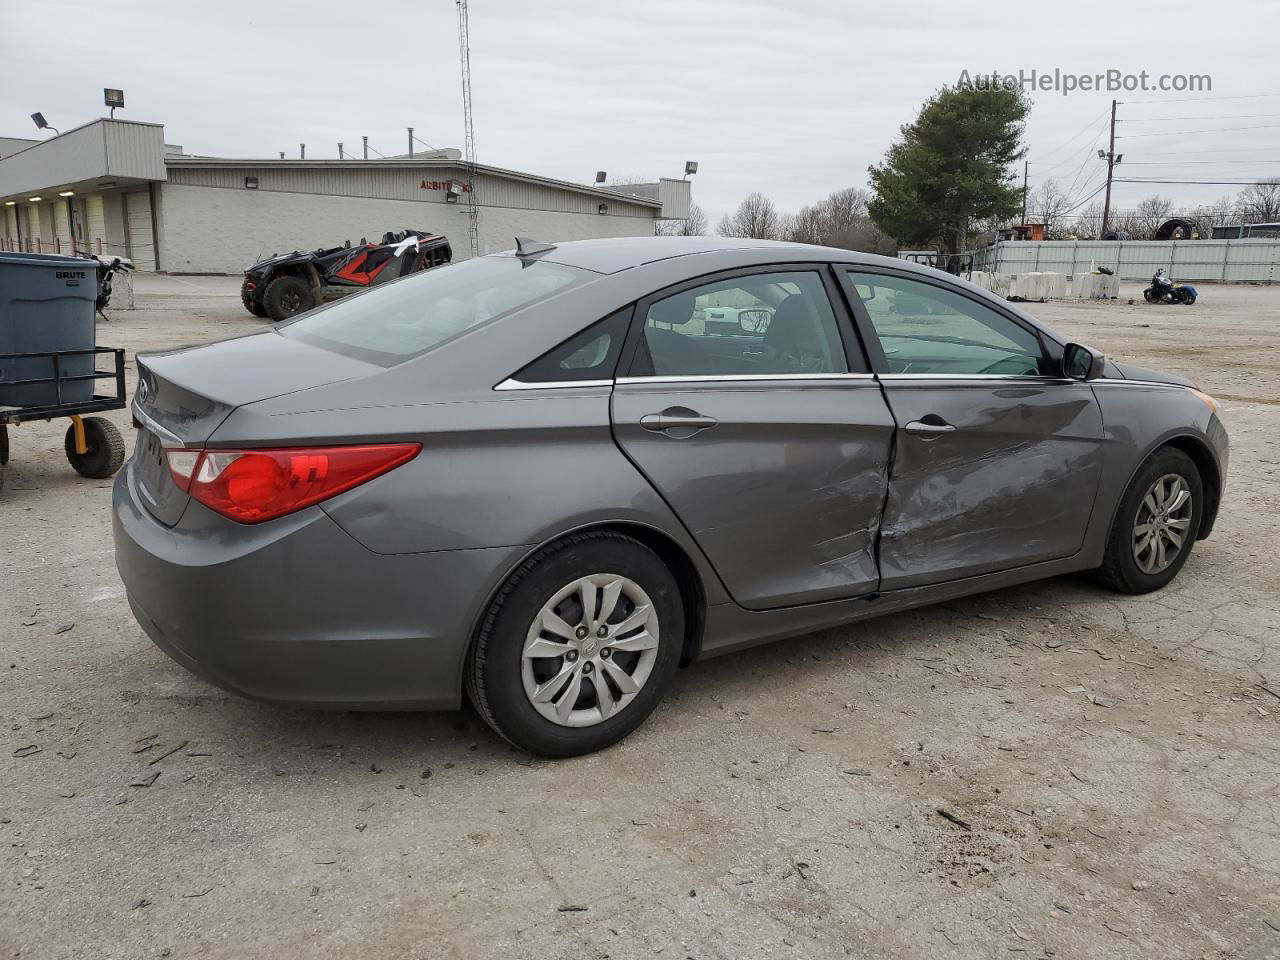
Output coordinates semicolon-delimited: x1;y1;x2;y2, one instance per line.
64;417;126;479
466;531;685;758
1095;447;1203;594
263;276;314;321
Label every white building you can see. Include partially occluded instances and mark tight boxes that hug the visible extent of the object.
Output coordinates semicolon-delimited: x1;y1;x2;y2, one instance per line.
0;119;691;273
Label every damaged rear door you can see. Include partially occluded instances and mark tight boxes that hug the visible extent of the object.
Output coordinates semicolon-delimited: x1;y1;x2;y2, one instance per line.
842;269;1105;590
611;265;894;610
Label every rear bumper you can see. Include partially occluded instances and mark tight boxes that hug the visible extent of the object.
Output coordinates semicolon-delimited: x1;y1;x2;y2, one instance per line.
112;460;525;709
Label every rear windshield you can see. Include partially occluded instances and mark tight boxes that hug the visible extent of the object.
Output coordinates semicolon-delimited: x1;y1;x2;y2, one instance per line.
279;256;592;365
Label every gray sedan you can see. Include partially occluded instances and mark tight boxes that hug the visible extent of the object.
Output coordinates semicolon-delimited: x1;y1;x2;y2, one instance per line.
113;237;1228;756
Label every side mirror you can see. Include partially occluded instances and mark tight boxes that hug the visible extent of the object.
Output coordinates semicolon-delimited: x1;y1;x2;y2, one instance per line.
1063;342;1105;381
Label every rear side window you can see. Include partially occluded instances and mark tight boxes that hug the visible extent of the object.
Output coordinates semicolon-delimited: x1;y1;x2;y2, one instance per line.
630;270;852;378
280;257;592;365
513;309;632;383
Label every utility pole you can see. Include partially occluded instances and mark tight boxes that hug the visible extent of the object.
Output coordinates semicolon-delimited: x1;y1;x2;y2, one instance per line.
1021;159;1029;225
362;136;368;160
1101;99;1118;236
457;0;480;257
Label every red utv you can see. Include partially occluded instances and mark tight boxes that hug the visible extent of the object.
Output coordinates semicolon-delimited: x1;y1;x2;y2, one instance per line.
241;230;452;320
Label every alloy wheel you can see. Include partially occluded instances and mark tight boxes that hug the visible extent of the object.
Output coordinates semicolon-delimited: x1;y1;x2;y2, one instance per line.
521;574;660;728
1132;473;1194;575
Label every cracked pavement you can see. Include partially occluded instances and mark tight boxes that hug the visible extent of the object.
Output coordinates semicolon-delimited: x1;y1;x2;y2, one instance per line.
2;275;1278;959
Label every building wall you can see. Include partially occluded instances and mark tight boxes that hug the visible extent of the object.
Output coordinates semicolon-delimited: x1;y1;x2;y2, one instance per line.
165;163;657;220
159;183;657;273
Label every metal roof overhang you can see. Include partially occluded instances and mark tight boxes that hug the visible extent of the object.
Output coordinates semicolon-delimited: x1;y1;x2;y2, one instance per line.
0;119;166;205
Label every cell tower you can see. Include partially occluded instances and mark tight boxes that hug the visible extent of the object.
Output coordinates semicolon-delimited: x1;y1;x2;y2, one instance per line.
456;0;480;257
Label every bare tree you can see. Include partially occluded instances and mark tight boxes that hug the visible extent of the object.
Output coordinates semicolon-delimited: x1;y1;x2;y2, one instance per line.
1070;201;1105;239
655;202;707;237
783;187;881;249
1027;179;1072;237
1238;178;1280;223
1132;195;1174;240
717;192;782;239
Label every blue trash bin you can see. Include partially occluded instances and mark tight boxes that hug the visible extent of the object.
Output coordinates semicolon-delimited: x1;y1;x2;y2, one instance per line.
0;252;97;408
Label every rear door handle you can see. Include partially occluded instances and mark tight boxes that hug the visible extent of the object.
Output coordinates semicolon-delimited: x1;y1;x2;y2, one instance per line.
904;418;956;437
641;408;718;437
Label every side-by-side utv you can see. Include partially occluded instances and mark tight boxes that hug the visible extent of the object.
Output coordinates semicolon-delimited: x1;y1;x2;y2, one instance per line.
241;230;452;320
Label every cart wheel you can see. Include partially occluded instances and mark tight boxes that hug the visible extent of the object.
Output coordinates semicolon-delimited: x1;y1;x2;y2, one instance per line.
65;417;126;479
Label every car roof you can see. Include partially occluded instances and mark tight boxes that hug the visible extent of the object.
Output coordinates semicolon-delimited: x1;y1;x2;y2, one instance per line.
495;236;820;274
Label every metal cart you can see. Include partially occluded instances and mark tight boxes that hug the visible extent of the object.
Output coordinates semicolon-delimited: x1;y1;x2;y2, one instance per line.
0;346;127;492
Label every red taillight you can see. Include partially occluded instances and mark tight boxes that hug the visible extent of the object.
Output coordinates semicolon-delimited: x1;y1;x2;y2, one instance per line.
165;444;420;523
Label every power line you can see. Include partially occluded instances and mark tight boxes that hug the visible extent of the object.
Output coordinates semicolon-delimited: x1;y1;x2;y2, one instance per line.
1120;92;1280;104
1032;107;1111;165
1115;177;1276;185
1119;123;1280;138
1119;113;1280;122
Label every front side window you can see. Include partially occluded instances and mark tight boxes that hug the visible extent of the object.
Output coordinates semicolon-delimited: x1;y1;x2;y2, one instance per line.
280;256;592;365
847;272;1045;376
631;271;850;377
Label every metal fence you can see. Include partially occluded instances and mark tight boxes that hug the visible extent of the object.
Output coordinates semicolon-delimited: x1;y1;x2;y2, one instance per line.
971;239;1280;284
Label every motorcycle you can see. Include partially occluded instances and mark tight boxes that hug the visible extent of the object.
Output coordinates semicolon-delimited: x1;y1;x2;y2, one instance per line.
76;254;133;320
1143;269;1197;305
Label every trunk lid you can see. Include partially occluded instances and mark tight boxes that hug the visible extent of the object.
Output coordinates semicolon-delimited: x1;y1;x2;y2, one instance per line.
131;331;374;525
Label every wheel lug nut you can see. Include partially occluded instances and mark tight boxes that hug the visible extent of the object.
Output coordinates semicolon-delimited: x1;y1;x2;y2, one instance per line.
582;662;593;674
597;626;608;638
565;650;578;662
601;648;612;659
575;626;588;639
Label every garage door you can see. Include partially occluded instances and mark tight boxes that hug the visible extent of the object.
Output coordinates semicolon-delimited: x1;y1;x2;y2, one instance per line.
125;190;155;271
85;194;105;253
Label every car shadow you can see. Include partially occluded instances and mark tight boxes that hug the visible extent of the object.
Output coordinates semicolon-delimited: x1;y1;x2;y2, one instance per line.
127;573;1116;784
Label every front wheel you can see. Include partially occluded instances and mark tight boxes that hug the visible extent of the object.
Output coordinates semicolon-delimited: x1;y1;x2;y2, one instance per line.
466;532;685;757
1143;288;1157;303
64;417;125;479
1095;447;1203;594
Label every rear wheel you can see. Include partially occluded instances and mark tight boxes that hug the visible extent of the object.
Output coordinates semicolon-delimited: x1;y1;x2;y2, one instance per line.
64;417;125;479
1095;447;1202;593
1182;290;1197;305
263;275;314;321
1143;288;1157;303
467;532;685;757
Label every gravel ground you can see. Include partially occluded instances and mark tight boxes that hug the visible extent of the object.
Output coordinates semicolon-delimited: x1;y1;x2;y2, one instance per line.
2;273;1278;960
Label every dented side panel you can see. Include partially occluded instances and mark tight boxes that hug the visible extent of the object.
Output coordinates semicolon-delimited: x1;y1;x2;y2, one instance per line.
611;379;895;610
876;380;1105;590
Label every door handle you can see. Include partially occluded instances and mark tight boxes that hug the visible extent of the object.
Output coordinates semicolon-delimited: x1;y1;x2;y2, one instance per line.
904;418;956;438
641;408;718;437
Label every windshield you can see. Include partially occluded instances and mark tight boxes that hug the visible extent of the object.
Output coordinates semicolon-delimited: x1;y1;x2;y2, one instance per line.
279;256;593;365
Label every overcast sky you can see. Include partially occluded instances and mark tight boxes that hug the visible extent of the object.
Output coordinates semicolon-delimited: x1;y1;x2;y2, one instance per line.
3;0;1277;223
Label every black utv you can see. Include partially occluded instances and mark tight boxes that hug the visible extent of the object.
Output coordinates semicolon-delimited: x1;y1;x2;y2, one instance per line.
241;230;452;320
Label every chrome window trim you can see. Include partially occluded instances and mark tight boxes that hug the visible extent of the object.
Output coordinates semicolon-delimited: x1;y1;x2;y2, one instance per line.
876;373;1073;384
616;373;876;385
493;378;614;392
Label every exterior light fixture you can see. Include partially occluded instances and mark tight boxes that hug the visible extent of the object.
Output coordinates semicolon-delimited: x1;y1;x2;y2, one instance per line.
28;196;43;202
445;180;464;203
31;112;59;135
244;176;259;189
104;88;125;117
595;171;607;184
1097;149;1106;159
684;160;698;176
4;201;15;206
598;202;609;215
58;190;75;197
